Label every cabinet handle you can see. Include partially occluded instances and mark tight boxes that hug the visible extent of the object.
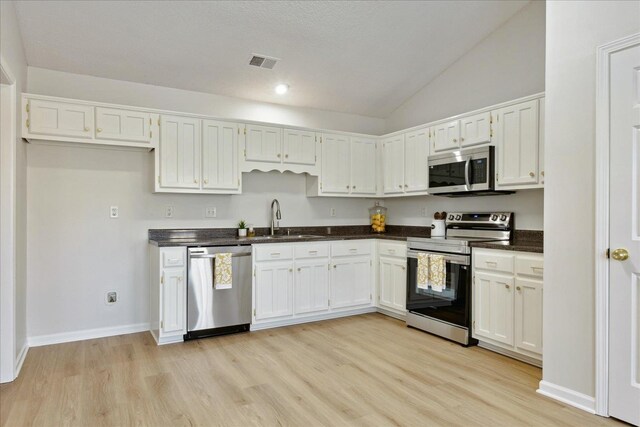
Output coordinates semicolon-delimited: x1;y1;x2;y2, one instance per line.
270;252;280;256
289;268;293;272
352;186;356;189
333;265;337;269
204;179;208;184
485;261;498;266
404;184;408;188
453;138;457;143
529;172;535;177
96;128;102;133
516;286;521;291
277;154;281;158
401;266;406;270
297;268;301;272
541;171;545;177
460;137;464;142
398;184;402;189
346;185;350;189
505;284;510;289
84;127;90;132
308;250;318;254
194;179;198;184
285;154;289;159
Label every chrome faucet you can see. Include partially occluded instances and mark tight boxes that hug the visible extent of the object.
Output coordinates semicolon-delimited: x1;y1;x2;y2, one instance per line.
270;199;282;235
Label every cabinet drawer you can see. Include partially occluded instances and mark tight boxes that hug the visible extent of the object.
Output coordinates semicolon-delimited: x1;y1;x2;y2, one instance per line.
254;245;294;261
162;248;185;268
378;241;407;258
516;256;544;278
294;243;329;259
331;240;372;257
474;251;514;274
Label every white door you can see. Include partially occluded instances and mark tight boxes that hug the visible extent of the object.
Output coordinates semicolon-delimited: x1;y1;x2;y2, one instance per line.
474;272;514;345
159;115;201;189
379;256;406;312
294;259;330;315
245;124;282;163
404;128;429;193
608;42;640;426
495;100;539;187
202;120;239;190
331;257;371;308
95;107;150;143
254;262;293;320
433;120;460;152
321;133;350;194
514;277;543;355
382;135;405;194
350;138;377;195
283;129;316;165
161;268;186;336
460;112;491;148
28;99;94;139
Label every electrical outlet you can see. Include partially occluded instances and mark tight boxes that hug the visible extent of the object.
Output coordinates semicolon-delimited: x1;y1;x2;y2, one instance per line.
165;206;174;218
330;208;336;217
110;206;119;218
205;207;217;218
106;291;117;305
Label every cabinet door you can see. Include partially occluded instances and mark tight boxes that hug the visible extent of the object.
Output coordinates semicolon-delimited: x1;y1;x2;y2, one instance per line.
382;135;405;194
538;97;545;185
321;133;351;194
202;120;239;190
433;120;460;152
404;128;429;193
161;267;186;336
159;115;201;189
474;272;514;346
255;262;294;320
515;277;543;355
95;107;150;143
460;112;491;148
283;129;316;165
28;99;94;139
378;256;406;312
294;259;330;315
350;137;377;195
331;257;371;309
245;124;282;163
495;100;539;186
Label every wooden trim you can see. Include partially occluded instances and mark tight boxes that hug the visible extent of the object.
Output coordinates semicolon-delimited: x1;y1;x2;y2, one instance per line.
594;32;640;417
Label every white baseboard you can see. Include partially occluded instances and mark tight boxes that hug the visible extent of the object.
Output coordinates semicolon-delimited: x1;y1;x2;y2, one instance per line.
250;307;377;331
537;380;596;414
14;343;28;377
28;322;150;347
376;306;407;321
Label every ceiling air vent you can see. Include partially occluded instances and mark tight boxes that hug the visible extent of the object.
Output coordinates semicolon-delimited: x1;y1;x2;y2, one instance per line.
249;54;279;70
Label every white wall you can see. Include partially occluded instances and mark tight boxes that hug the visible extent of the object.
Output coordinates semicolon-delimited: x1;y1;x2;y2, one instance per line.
385;189;543;230
27;67;386;136
0;0;28;378
385;1;545;133
543;0;640;401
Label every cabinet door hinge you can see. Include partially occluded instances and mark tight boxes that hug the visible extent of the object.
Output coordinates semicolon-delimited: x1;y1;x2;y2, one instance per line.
244;127;247;135
489;113;492;124
253;267;256;277
161;273;164;285
160;320;164;329
320;136;323;143
25;103;30;113
25;119;30;128
369;293;372;301
150;131;152;138
472;320;475;330
237;128;240;135
158;175;161;184
158;118;161;126
320;182;323;190
149;117;152;125
328;299;330;306
495;173;499;183
606;248;610;258
244;149;247;159
253;308;256;316
315;135;317;143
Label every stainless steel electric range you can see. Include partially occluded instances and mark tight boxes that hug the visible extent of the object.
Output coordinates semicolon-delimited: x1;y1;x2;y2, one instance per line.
405;212;514;346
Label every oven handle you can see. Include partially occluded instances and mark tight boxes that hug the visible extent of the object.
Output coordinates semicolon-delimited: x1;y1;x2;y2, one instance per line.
464;156;471;191
407;250;470;265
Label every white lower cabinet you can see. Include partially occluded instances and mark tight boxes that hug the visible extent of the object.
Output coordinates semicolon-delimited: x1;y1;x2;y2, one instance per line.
472;248;543;364
149;245;187;345
252;241;374;330
377;241;407;316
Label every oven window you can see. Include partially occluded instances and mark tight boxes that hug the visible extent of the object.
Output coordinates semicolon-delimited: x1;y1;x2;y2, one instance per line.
406;256;470;327
429;160;466;188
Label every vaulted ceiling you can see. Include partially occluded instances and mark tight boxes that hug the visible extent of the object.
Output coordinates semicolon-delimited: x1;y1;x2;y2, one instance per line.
13;1;529;118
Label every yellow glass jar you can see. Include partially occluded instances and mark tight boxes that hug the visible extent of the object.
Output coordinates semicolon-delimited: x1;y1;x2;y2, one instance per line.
369;205;387;233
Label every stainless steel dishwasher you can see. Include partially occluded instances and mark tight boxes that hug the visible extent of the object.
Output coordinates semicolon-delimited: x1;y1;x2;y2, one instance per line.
186;245;252;339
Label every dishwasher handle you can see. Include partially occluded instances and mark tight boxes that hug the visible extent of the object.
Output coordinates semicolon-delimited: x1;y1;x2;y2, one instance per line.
189;252;251;259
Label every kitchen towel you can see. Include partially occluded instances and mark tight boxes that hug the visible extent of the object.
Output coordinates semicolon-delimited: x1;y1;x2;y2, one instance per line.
417;253;429;290
428;254;446;292
214;253;233;289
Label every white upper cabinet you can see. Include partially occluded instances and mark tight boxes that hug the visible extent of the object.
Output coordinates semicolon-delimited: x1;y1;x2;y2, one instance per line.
27;99;94;139
245;124;282;163
382;135;405;194
202;120;240;191
538;97;545;185
495;100;539;187
159;115;201;189
320;133;351;194
350;137;377;195
460;112;491;148
283;129;316;166
404;128;429;193
95;107;150;143
433;120;460;152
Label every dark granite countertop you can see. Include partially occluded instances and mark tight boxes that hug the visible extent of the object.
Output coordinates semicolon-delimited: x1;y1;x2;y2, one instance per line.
470;230;544;253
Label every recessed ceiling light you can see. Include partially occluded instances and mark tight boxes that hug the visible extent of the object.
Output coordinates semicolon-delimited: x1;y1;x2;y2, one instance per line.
275;84;289;95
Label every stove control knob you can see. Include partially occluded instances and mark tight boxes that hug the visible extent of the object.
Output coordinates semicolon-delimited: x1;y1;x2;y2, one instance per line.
491;214;498;221
448;214;454;220
500;214;507;221
455;215;462;220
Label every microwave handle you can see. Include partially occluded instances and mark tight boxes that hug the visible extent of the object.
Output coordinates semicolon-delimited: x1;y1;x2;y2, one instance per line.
464;157;471;191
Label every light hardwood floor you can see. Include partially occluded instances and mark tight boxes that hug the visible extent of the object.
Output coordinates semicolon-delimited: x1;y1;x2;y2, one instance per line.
0;314;622;426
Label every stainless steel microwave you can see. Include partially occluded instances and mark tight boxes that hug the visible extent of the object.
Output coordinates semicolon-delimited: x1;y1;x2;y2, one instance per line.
427;146;513;197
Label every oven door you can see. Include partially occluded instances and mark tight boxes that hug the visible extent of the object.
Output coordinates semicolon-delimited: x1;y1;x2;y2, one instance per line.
427;147;493;194
406;249;471;328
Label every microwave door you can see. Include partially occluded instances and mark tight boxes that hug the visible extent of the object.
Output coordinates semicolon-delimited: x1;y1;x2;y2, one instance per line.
428;157;468;194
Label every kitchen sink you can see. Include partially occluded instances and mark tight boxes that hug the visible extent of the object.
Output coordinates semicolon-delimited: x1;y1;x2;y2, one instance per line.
257;234;325;240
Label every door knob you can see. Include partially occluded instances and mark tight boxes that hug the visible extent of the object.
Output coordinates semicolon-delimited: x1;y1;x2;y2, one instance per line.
611;248;629;261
